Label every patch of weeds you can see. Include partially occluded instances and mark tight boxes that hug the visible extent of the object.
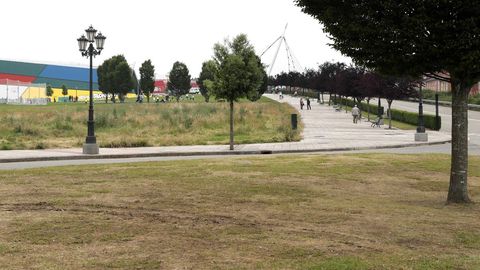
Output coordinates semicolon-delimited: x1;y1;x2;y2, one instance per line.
307;256;369;270
172;107;181;115
239;107;247;122
88;258;164;269
0;142;12;150
181;104;192;115
54;121;74;131
256;107;263;118
0;243;20;255
184;117;193;129
13;124;39;136
100;139;150;148
35;142;46;149
277;125;299;142
456;231;480;248
96;113;114;129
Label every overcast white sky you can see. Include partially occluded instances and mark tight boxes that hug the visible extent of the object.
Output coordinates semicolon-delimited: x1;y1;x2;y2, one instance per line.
1;0;350;78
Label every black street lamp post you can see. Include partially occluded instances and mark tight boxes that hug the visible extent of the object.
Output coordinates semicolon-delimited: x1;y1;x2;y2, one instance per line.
417;83;426;133
77;26;106;154
415;82;428;141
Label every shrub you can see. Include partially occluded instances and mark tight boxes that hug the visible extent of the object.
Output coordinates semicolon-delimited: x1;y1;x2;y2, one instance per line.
390;109;441;130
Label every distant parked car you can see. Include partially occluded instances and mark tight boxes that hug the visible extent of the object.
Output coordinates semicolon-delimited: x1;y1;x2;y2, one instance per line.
189;87;200;94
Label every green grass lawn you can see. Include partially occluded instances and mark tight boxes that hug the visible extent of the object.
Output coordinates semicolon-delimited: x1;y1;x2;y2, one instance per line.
0;95;301;149
0;154;479;269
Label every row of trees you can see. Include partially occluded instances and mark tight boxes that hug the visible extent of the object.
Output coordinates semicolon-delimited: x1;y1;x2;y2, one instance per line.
46;84;73;101
97;56;158;103
271;64;418;127
97;55;137;103
97;35;266;150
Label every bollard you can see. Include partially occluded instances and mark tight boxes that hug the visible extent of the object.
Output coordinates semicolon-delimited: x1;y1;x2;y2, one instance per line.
435;93;440;130
291;114;298;130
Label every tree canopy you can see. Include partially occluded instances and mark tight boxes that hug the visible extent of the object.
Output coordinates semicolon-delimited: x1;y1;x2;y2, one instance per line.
295;0;479;203
97;55;135;103
139;59;155;102
61;85;68;96
46;85;53;97
167;61;191;100
197;60;217;102
211;34;265;102
295;0;480;85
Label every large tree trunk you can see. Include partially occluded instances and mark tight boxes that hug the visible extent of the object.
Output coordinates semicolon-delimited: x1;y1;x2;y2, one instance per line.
447;82;471;203
229;101;234;150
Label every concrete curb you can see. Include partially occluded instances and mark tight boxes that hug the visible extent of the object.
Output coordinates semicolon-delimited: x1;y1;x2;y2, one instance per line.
0;139;451;164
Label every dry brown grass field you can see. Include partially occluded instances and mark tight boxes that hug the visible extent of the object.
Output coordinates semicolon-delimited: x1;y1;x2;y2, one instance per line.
0;154;479;269
0;96;300;150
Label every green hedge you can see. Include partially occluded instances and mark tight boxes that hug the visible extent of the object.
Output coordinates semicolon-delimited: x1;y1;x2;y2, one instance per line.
333;96;441;130
332;96;384;116
389;108;441;130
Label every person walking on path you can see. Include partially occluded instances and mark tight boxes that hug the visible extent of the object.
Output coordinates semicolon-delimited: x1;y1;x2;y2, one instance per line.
300;98;304;110
306;98;311;110
352;105;360;123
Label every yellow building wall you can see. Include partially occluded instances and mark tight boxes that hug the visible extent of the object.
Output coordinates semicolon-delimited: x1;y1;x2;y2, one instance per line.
50;88;136;100
21;87;47;99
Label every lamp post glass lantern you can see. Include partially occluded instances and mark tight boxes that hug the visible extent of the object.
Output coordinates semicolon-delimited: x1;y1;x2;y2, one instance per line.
78;25;106;154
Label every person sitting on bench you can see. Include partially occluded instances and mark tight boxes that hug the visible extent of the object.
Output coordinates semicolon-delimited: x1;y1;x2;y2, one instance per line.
371;116;383;127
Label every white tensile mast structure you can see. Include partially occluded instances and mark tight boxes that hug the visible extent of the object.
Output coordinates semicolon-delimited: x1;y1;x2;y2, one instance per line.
260;24;303;76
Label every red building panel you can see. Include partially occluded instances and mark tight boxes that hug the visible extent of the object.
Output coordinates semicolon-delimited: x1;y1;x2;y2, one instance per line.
154;80;167;93
471;83;479;95
0;73;36;83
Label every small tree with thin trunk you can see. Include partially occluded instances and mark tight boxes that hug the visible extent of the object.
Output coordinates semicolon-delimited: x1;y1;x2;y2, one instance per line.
211;34;265;150
46;85;53;99
61;85;68;101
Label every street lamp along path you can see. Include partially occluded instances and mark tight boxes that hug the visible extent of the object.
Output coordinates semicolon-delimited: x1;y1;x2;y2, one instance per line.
77;25;106;155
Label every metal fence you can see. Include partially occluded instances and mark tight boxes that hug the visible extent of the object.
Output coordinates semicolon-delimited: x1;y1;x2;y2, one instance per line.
0;79;48;105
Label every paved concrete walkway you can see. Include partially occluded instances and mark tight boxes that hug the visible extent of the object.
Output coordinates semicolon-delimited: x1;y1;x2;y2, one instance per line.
0;94;451;163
